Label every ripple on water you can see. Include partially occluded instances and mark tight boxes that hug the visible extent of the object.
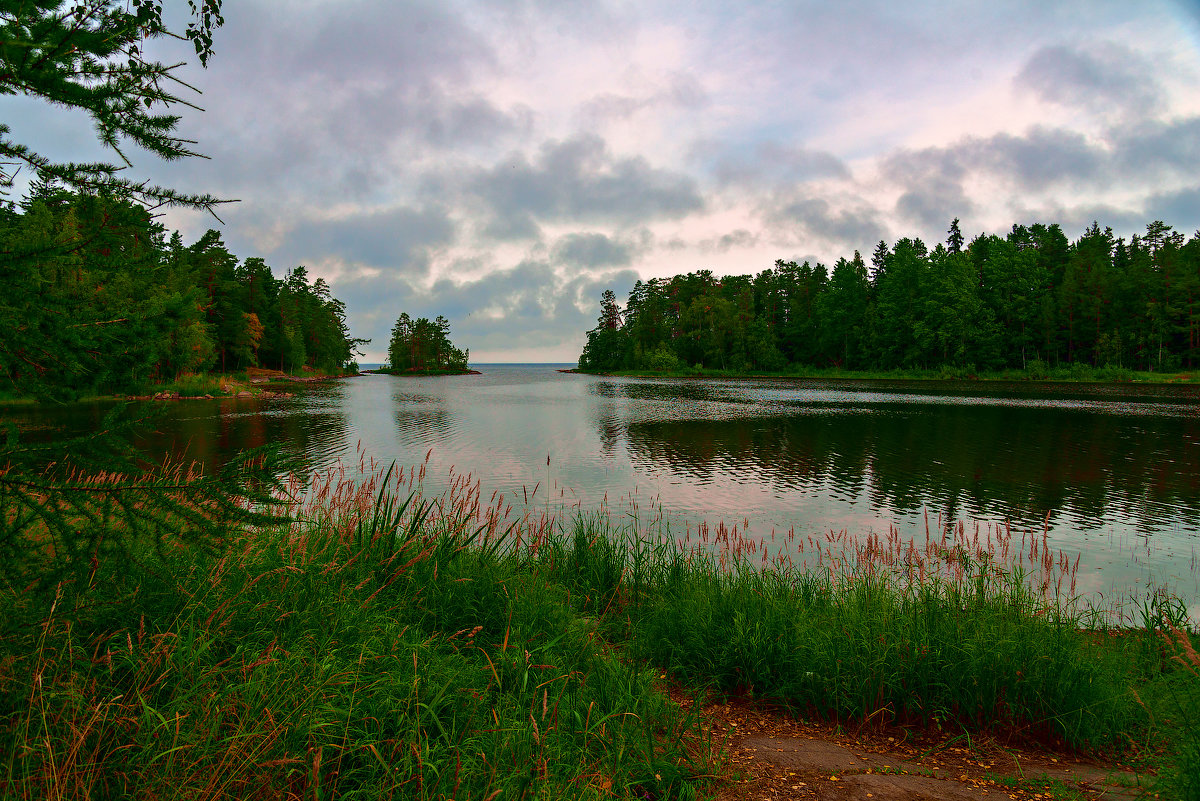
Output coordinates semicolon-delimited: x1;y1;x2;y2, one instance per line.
8;367;1198;610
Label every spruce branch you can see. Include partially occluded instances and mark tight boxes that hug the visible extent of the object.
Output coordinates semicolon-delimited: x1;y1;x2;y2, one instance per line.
1;405;297;589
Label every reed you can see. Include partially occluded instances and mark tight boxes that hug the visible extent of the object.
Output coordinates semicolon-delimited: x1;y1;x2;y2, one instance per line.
2;458;1195;799
0;461;716;800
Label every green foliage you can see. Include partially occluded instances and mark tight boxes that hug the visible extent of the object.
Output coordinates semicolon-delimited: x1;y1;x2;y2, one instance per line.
0;189;366;399
1140;624;1200;800
578;218;1200;377
0;0;228;212
579;289;629;371
3;458;1198;796
386;313;469;372
0;467;715;799
0;406;294;590
643;342;683;371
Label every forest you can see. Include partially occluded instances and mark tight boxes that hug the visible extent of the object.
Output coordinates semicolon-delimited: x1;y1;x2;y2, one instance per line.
0;184;366;400
385;313;470;373
579;219;1200;376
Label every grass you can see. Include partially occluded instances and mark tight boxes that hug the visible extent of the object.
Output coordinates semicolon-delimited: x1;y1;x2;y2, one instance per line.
150;371;248;397
2;460;1198;799
0;463;718;800
16;367;358;403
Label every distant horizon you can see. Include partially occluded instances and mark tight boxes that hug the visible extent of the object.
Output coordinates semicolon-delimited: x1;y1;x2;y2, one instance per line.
360;361;577;366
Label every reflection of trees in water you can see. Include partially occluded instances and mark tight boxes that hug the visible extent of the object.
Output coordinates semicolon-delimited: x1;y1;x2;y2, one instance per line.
626;411;869;492
622;405;1200;531
393;408;453;449
0;398;355;475
135;401;352;474
590;382;620;398
611;381;732;403
596;413;621;457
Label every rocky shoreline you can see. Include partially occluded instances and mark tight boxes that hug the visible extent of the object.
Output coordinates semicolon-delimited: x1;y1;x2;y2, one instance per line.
126;371;364;401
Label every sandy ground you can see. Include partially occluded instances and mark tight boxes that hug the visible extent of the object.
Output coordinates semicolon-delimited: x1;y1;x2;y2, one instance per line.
673;690;1151;801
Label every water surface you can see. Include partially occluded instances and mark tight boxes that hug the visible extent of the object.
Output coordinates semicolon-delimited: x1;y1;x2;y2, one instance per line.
10;365;1199;614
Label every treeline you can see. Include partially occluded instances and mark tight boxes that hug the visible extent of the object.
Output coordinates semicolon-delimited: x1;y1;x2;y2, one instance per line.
0;184;365;400
385;313;469;373
580;219;1200;375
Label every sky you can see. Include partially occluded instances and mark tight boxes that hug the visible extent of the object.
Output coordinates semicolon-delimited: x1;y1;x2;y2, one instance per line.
7;0;1200;362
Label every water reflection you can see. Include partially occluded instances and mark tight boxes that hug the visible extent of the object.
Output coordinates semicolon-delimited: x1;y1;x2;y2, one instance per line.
133;399;352;474
620;405;1200;534
3;394;352;476
5;367;1199;608
584;374;1200;607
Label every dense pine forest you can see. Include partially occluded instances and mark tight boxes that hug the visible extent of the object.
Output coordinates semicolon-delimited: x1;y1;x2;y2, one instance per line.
385;313;471;373
579;219;1200;376
0;185;365;400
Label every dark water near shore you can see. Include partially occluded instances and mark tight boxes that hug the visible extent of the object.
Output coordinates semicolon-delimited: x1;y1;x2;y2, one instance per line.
9;364;1200;614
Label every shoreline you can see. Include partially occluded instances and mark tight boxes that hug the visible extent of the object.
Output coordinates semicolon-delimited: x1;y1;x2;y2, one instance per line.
363;367;482;376
0;368;365;405
570;366;1200;386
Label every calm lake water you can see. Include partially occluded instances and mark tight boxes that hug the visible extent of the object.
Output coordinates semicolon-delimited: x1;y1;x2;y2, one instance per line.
11;364;1200;616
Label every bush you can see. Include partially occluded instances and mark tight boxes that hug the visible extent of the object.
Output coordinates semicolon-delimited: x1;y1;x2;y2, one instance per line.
643;343;683;372
1026;358;1050;380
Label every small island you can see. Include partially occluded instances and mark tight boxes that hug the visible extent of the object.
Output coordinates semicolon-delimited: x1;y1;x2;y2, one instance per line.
374;313;476;375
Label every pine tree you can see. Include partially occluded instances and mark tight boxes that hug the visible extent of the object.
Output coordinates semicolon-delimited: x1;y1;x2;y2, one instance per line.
947;217;965;254
0;0;229;213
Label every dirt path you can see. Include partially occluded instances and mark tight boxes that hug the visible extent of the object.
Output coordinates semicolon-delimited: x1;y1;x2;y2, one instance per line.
676;692;1150;800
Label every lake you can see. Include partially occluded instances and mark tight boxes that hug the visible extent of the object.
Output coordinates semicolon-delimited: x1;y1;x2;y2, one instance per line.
11;364;1200;617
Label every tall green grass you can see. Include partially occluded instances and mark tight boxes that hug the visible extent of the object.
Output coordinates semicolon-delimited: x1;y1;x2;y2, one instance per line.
2;459;1197;799
0;464;716;800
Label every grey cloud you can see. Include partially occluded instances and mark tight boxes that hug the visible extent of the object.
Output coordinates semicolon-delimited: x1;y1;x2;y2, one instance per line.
161;90;536;206
558;269;640;327
333;260;638;358
579;73;707;124
463;134;704;234
1113;117;1200;178
707;141;850;188
484;0;633;46
276;205;457;276
767;196;888;251
895;184;972;231
699;229;759;253
293;2;493;85
885;127;1101;228
1145;186;1200;234
425;100;535;147
551;233;634;268
884;124;1130;231
893;170;973;231
882;116;1200;209
967;128;1104;189
881;147;972;229
1015;43;1164;120
482;213;542;242
145;0;528;202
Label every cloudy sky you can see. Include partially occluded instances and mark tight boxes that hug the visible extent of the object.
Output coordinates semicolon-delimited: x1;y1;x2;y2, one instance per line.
9;0;1200;362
